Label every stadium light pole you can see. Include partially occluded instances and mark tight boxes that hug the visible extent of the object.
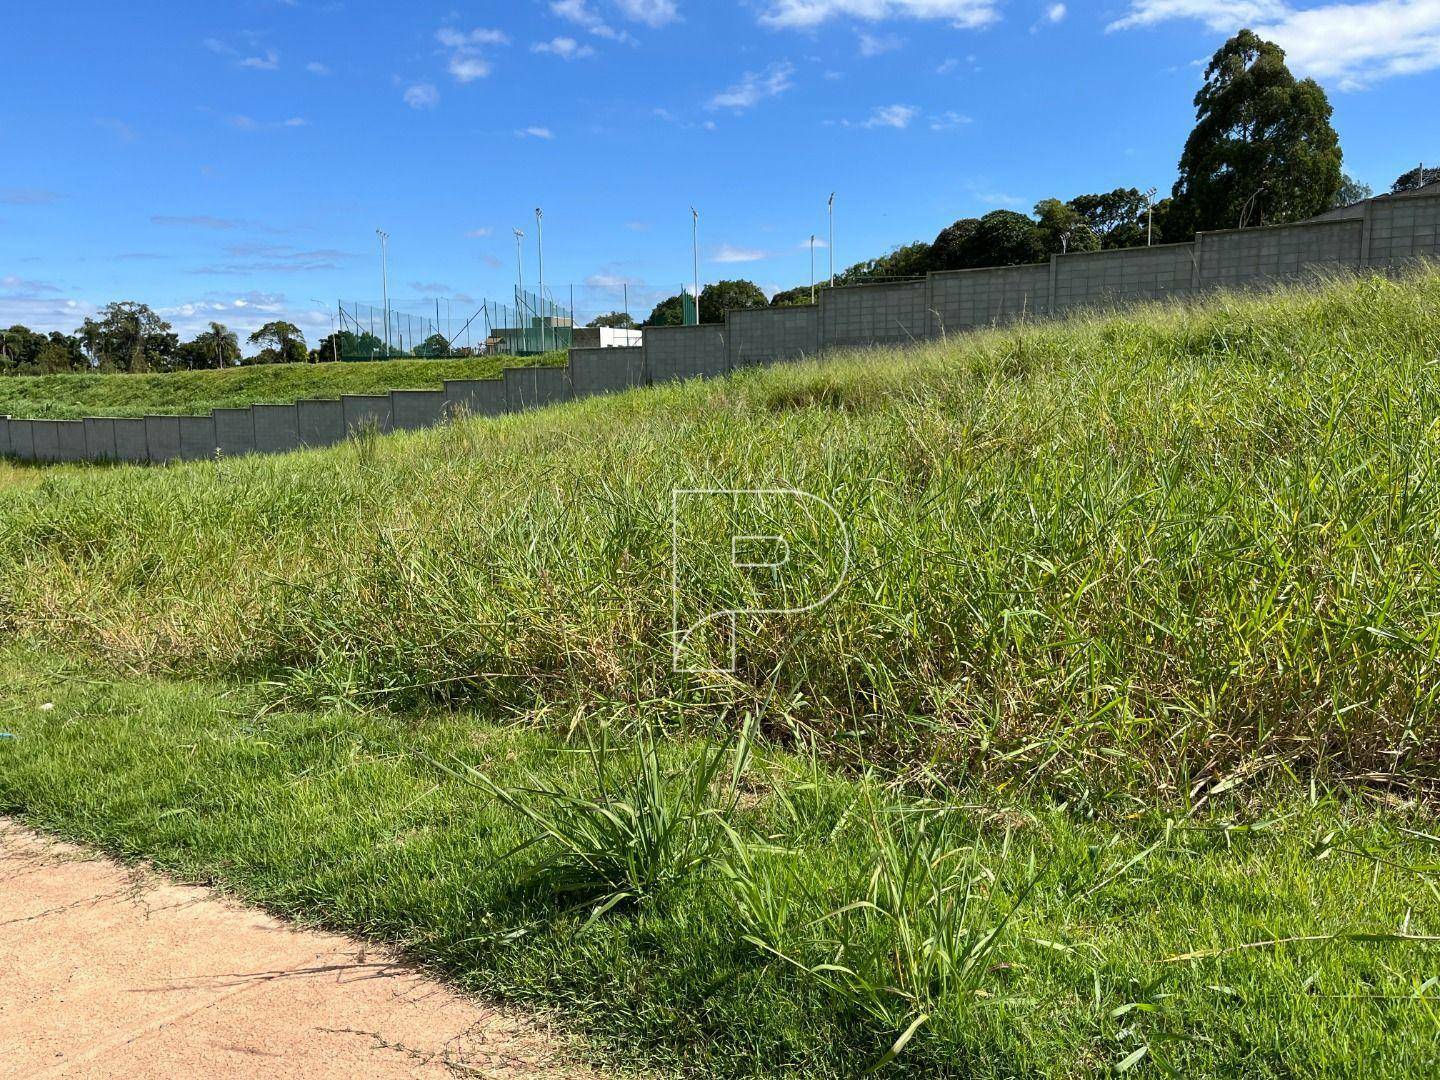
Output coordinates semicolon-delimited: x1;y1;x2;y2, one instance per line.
828;193;835;288
376;229;390;357
690;207;700;326
535;207;546;352
514;228;525;347
1144;187;1158;247
810;235;816;304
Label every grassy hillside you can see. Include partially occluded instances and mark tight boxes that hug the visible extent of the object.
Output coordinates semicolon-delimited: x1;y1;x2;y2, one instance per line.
2;271;1438;1076
0;351;565;420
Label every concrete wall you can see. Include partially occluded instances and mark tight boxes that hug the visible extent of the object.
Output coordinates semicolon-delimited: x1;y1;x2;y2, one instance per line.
443;379;508;418
1052;243;1197;311
213;408;255;457
505;366;573;410
178;415;217;462
570;347;647;396
1367;193;1440;266
83;418;118;462
56;420;88;462
390;389;446;431
114;419;148;462
296;399;345;448
645;325;728;383
145;416;182;463
9;419;35;460
0;417;10;459
342;395;392;435
929;264;1051;334
252;404;300;455
1197;218;1362;287
31;420;60;462
821;281;928;349
728;305;819;369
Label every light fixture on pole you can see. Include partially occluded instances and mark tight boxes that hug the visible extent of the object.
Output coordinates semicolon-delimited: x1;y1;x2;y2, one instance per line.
535;208;545;352
513;228;525;338
1144;187;1158;247
375;229;390;357
828;192;836;287
690;207;700;326
810;234;816;304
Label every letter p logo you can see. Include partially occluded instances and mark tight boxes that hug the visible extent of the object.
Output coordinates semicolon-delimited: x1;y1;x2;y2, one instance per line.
671;488;850;673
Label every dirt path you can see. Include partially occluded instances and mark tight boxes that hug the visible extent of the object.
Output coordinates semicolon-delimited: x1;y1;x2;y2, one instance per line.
0;821;601;1079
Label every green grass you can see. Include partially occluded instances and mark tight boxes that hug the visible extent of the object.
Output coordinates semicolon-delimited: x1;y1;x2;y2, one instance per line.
2;270;1438;1074
0;351;566;420
0;654;1435;1077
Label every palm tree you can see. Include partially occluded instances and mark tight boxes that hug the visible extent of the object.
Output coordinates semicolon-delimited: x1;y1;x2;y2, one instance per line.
200;322;238;368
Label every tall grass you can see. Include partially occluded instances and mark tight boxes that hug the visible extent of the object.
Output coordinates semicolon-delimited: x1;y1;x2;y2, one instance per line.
2;271;1439;803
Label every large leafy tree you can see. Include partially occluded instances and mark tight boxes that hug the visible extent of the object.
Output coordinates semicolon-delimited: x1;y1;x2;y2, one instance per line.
1171;29;1342;233
1065;189;1156;248
78;301;177;373
1332;173;1374;208
1391;166;1440;193
643;294;686;327
246;321;308;365
958;211;1047;268
928;218;980;271
176;322;241;370
769;286;816;307
1035;199;1101;256
588;311;637;329
835;242;933;285
698;280;767;324
0;325;86;374
415;332;452;357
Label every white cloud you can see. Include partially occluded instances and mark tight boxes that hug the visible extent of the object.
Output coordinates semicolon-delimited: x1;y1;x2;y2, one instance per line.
930;109;972;130
864;103;919;128
437;26;508;84
437;27;511;48
404;83;440;109
466;227;494;238
552;0;637;42
710;243;769;263
448;55;492;81
533;36;597;59
614;0;680;26
1034;2;1067;28
1108;0;1440;89
306;61;331;75
759;0;1001;30
228;115;308;131
708;62;795;109
857;31;904;55
239;48;280;70
517;126;556;139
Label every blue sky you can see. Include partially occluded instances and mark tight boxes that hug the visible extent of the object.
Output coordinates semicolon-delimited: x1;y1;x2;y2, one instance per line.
2;0;1436;346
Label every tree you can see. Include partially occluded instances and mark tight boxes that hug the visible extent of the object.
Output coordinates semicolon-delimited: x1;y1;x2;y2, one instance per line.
1171;29;1342;233
698;279;767;324
928;218;980;271
415;332;452;357
176;322;240;370
958;210;1047;268
644;294;687;327
1035;198;1101;256
1332;173;1374;208
246;321;308;365
78;302;177;373
588;311;637;329
769;286;816;307
1065;189;1153;248
835;242;933;285
1391;166;1440;193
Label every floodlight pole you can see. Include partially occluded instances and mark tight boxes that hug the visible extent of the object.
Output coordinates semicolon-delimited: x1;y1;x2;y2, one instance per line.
1144;187;1158;247
514;227;525;325
810;235;816;303
690;207;700;325
535;207;545;352
828;192;835;287
376;229;390;357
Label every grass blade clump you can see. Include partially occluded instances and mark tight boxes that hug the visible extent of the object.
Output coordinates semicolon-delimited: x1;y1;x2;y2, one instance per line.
437;717;755;916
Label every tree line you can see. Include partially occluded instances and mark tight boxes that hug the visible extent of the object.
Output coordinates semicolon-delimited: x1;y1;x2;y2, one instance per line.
641;30;1427;327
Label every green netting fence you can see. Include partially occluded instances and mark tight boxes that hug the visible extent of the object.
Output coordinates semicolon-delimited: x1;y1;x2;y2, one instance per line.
335;289;573;361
